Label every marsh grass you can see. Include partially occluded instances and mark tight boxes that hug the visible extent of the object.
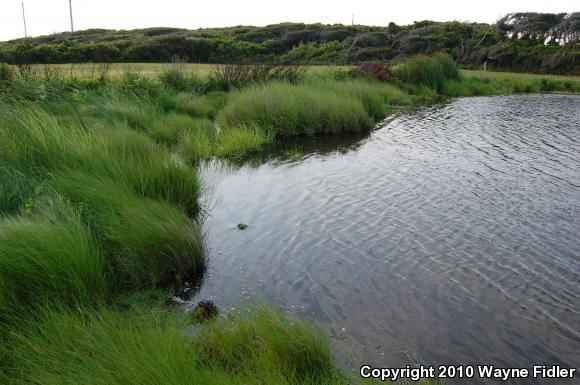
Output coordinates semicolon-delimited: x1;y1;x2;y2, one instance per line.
1;104;202;216
219;82;375;137
53;171;203;290
392;53;459;93
4;305;347;385
216;124;275;158
309;79;413;118
157;91;227;119
0;197;107;318
0;102;204;303
176;118;219;159
0;58;578;385
441;75;577;96
213;64;305;90
282;148;304;161
0;167;35;216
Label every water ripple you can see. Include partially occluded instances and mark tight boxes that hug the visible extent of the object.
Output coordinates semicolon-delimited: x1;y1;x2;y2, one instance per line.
197;94;580;384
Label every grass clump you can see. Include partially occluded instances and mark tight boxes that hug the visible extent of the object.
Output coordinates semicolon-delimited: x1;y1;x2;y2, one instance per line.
1;104;202;217
159;67;188;91
148;112;200;145
216;124;274;158
176;118;219;159
282;148;304;161
53;171;203;291
0;63;15;83
0;194;107;318
441;77;497;97
0;167;36;216
0;101;204;296
309;78;412;119
4;305;347;385
156;91;227;119
219;82;373;137
392;52;459;93
176;121;273;160
213;64;304;90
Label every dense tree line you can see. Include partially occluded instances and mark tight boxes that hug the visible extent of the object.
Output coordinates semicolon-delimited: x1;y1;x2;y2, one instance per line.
0;12;578;74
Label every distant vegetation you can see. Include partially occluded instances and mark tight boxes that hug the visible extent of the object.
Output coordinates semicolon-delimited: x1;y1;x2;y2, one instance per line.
0;12;578;74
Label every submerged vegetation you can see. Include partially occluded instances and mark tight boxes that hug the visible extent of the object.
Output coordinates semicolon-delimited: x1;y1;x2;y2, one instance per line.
0;53;578;384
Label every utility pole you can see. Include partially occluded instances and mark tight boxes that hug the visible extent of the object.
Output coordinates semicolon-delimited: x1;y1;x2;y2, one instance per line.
21;2;28;38
69;0;74;32
351;15;354;26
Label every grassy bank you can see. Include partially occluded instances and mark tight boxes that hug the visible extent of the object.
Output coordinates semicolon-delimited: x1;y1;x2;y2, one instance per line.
0;55;578;385
0;105;204;319
3;305;349;385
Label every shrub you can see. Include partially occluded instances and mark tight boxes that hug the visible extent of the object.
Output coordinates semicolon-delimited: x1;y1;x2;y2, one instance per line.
352;61;389;81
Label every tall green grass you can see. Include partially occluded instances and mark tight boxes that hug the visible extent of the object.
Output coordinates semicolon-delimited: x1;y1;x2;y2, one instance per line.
392;52;459;93
216;124;275;158
219;82;375;137
440;75;577;96
218;79;414;138
1;105;201;216
53;171;203;290
0;167;35;216
156;91;227;119
308;78;413;119
0;102;204;309
0;196;107;318
4;305;347;385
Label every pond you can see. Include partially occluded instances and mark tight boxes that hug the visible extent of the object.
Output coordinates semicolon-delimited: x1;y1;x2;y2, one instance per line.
194;94;580;384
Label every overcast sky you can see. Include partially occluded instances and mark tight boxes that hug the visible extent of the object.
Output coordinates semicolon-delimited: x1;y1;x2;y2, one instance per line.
0;0;577;41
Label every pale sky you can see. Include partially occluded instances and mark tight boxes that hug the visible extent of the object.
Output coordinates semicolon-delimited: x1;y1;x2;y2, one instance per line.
0;0;578;41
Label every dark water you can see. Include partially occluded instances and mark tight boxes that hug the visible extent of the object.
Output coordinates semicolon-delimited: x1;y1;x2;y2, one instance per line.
194;94;580;384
